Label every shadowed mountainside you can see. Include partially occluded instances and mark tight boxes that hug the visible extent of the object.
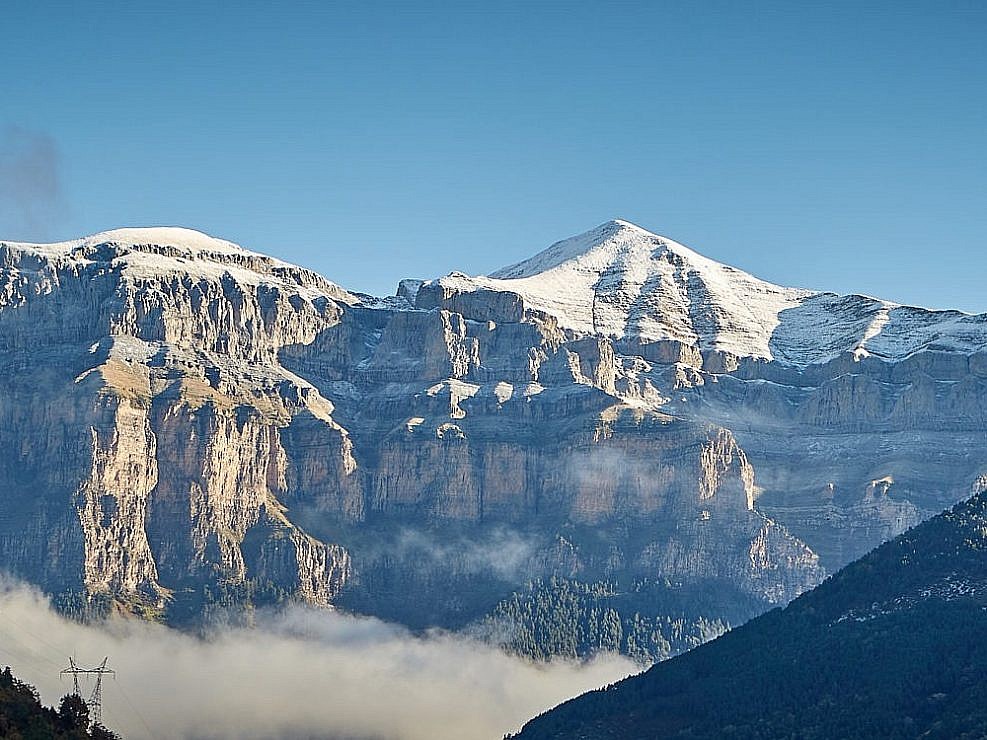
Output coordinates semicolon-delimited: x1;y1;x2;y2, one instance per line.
513;488;987;739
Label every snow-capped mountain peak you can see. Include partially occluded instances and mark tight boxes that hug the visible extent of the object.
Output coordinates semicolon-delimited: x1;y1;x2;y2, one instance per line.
430;220;987;366
491;219;706;279
436;219;811;358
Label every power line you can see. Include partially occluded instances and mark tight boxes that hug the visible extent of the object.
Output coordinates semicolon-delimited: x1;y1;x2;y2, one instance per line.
0;604;74;670
61;656;115;727
116;681;158;740
0;610;143;737
0;608;141;736
0;625;65;672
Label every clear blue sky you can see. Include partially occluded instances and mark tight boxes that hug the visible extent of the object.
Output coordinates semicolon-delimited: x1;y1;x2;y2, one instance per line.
1;1;984;310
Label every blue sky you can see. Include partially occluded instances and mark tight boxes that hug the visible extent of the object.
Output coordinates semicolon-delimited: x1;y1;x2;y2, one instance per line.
1;1;984;309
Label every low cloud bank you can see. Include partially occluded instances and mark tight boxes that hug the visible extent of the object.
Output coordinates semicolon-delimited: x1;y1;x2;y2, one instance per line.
0;581;635;739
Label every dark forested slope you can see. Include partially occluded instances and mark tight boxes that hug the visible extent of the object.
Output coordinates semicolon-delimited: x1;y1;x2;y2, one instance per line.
514;490;987;739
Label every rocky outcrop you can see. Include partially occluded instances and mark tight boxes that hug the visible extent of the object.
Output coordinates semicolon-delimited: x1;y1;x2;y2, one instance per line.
0;229;357;612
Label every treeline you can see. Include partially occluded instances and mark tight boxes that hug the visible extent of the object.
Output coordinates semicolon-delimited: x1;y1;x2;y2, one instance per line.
483;577;731;663
166;577;294;626
0;666;119;739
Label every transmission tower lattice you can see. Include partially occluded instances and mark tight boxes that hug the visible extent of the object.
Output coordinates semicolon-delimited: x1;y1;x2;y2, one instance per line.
61;657;115;726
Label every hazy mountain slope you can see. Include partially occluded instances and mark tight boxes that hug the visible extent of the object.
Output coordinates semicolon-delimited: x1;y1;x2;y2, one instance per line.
513;490;987;739
0;222;984;665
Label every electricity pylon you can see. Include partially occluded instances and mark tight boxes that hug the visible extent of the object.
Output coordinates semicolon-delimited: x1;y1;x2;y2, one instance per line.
61;657;115;726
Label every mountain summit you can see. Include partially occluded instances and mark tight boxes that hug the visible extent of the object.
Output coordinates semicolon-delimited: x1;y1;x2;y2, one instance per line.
489;219;708;278
427;220;987;366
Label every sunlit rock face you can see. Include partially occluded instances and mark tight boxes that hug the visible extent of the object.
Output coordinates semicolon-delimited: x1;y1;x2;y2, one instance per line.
0;228;358;612
0;222;984;652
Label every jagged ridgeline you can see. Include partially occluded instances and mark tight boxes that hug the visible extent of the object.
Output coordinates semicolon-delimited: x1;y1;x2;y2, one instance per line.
513;488;987;739
0;223;985;662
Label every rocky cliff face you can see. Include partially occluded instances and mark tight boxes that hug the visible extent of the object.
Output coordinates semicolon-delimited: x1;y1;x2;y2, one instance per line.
0;223;983;660
0;229;358;613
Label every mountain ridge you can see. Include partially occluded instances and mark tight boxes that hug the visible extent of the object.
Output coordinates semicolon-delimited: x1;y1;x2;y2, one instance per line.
7;220;987;370
0;219;984;667
0;225;358;308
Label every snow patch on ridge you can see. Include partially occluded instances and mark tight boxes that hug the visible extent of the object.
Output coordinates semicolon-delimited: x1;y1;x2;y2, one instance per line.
7;226;246;257
2;226;359;304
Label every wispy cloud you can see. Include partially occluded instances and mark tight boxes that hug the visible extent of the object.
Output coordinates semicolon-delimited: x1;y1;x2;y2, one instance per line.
0;126;66;240
387;526;542;582
0;580;635;740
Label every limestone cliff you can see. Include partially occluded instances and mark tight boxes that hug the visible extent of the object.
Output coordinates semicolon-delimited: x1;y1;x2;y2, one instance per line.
0;228;358;613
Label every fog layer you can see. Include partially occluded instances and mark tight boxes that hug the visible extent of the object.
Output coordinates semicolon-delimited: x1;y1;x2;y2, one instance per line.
0;581;635;739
